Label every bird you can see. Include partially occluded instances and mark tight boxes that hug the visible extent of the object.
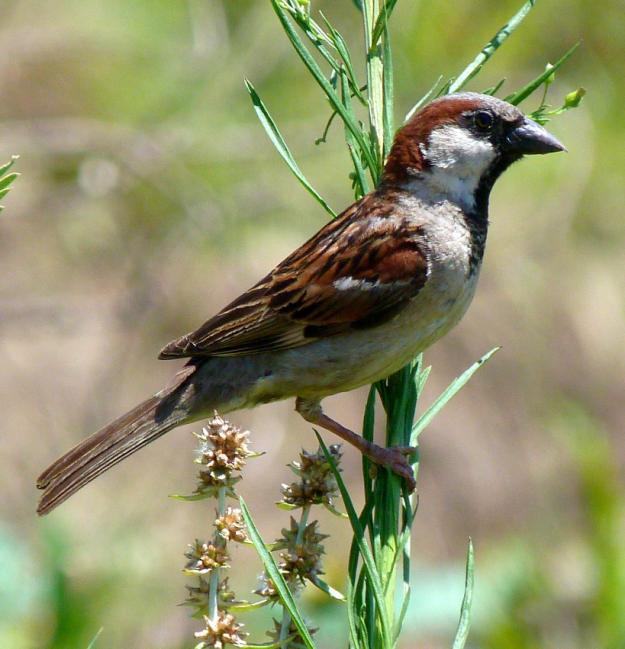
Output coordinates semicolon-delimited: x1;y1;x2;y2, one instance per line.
36;92;565;515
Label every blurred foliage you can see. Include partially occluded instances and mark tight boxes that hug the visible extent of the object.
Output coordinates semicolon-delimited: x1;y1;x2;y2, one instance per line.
0;155;19;210
1;0;624;648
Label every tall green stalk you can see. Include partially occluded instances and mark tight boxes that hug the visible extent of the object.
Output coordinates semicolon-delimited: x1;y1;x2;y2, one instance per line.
362;0;385;170
354;4;417;645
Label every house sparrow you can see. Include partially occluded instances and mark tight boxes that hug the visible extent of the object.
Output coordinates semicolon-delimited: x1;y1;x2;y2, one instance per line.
36;92;565;515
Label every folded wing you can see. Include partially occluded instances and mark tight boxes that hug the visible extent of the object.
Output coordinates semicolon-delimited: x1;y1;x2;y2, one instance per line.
159;194;430;359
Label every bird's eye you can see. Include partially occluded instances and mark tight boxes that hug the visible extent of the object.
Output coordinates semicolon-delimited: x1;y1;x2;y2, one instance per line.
474;110;494;131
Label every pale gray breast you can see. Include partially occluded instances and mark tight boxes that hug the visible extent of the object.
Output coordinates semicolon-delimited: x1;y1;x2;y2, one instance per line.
400;193;477;295
391;194;482;347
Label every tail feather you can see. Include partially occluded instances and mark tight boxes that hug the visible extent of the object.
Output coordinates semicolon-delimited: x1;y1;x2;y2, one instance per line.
37;395;182;515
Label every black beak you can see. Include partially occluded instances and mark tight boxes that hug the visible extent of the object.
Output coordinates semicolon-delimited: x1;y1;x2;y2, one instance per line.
504;118;566;155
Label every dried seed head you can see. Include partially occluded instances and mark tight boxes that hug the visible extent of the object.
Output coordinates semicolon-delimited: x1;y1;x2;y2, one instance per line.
266;617;317;649
194;610;247;648
184;539;230;575
281;445;342;508
275;518;327;585
214;507;248;543
253;573;278;600
185;577;241;615
195;413;253;490
254;571;303;602
184;576;210;614
216;577;245;608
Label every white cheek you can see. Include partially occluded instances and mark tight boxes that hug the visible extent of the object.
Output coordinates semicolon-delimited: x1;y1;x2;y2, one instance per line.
418;124;497;210
422;124;496;174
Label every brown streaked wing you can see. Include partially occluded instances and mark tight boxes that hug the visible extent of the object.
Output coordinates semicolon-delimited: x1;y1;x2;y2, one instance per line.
159;192;429;359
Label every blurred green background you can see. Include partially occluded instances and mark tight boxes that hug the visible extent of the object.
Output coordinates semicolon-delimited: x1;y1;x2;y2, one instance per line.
1;0;624;647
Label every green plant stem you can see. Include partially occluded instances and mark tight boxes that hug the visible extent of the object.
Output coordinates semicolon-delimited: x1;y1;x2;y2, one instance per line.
363;0;384;168
358;3;414;644
448;0;537;93
278;611;291;646
452;539;475;649
375;364;419;642
208;487;227;621
240;498;316;649
278;504;311;647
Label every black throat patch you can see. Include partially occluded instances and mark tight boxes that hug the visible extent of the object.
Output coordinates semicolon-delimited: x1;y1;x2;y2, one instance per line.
465;151;523;274
464;209;489;276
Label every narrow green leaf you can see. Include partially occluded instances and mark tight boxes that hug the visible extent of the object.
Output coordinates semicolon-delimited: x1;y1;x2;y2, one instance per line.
0;156;19;210
271;0;377;176
449;0;538;93
347;143;370;198
349;511;376;645
227;599;271;612
169;492;214;502
323;501;348;518
382;19;394;156
415;364;431;397
405;75;443;122
345;581;364;649
319;12;367;105
395;585;411;642
86;627;104;649
411;347;500;443
382;526;411;596
311;576;346;601
246;639;312;649
362;0;384;169
340;68;370;197
316;432;393;647
284;5;354;96
0;155;18;177
361;383;376;503
504;42;580;105
355;566;375;645
452;538;475;649
483;77;507;96
371;0;399;49
239;497;317;649
436;78;453;98
348;498;376;590
245;79;335;217
0;172;19;192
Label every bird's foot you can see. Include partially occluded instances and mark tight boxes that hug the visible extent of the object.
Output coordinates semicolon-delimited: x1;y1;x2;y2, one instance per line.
366;444;417;492
295;397;417;492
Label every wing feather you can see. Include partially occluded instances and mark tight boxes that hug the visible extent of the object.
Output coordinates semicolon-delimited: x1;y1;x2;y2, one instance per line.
159;191;430;359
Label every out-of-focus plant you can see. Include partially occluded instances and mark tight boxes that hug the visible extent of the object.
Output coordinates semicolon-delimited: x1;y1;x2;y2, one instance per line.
0;155;19;212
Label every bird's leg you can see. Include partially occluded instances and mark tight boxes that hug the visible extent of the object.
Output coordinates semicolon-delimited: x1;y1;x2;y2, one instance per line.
295;397;417;491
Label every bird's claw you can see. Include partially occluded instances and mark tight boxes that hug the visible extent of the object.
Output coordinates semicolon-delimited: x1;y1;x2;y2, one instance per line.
368;445;417;492
393;445;418;457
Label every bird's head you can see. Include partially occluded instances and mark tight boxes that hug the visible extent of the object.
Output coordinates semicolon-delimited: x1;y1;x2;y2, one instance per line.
383;92;566;212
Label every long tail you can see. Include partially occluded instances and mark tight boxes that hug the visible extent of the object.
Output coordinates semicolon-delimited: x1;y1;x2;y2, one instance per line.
36;366;197;515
